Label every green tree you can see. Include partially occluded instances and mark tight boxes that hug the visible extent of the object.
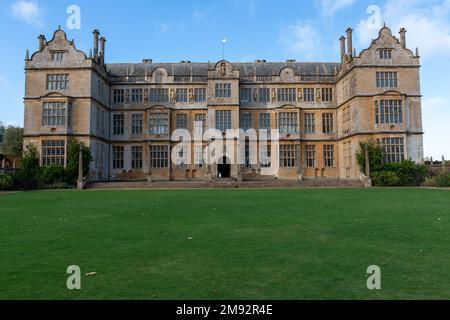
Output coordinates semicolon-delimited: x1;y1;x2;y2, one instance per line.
0;126;23;157
356;140;384;175
15;144;40;189
66;140;92;184
0;121;5;150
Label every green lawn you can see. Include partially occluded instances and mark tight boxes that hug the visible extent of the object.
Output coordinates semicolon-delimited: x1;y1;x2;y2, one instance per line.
0;188;449;300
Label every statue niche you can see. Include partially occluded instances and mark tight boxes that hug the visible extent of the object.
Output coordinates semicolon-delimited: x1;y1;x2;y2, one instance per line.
220;62;226;77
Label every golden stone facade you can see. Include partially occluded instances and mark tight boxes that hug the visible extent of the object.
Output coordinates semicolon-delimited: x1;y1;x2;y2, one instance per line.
23;26;424;182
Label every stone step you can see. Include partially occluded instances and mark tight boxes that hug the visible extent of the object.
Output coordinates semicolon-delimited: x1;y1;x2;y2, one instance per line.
86;179;364;190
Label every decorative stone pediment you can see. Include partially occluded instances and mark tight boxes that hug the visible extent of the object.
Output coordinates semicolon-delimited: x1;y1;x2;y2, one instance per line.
27;28;89;69
357;26;417;65
280;68;295;82
210;60;238;78
152;68;168;83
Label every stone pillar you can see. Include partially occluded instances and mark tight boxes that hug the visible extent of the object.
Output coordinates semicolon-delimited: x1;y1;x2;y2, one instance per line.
93;30;100;60
169;144;173;181
99;37;106;64
339;36;346;61
207;142;212;182
399;28;407;49
77;145;84;190
365;145;371;177
38;35;46;51
346;28;353;59
236;141;242;182
297;144;302;180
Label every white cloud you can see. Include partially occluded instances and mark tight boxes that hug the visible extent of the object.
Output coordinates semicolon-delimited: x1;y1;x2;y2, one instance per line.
356;0;450;57
239;54;257;62
192;6;215;29
279;21;323;60
153;20;187;34
423;96;446;109
192;9;209;24
227;0;258;16
316;0;356;16
0;75;7;89
10;0;43;27
153;22;171;34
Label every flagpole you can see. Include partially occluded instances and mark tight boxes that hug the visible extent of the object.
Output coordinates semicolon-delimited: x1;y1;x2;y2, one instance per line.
222;38;227;60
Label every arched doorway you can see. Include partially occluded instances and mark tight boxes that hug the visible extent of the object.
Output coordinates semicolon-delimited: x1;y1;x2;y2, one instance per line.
217;156;231;178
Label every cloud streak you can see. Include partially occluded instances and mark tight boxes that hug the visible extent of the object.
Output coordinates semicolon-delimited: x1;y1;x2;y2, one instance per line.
10;0;44;27
279;21;323;60
0;75;8;89
316;0;356;16
356;0;450;57
227;0;258;16
423;96;446;109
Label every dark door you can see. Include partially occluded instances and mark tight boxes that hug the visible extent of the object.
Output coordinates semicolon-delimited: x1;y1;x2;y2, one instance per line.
217;157;231;178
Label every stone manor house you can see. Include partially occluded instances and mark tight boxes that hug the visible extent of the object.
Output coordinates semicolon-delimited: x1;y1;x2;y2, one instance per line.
23;25;424;182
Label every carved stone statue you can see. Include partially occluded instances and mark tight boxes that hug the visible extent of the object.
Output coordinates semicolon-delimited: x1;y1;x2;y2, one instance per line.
169;88;175;103
221;62;226;77
188;88;194;102
271;88;277;102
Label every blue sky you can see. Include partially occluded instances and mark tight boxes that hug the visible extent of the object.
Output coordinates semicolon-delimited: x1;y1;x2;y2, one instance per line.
0;0;448;158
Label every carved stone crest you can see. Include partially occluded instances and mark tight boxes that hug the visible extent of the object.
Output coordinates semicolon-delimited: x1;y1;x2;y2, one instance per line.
271;88;277;102
169;88;176;103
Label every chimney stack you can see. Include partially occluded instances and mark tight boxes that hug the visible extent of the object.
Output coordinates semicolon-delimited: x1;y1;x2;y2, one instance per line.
93;29;100;59
339;36;346;60
399;28;407;49
346;28;353;59
38;35;46;51
99;37;106;64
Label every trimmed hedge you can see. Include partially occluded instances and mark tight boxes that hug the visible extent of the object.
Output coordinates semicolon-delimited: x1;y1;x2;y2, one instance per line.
372;171;401;187
425;172;450;188
372;160;428;187
39;165;67;186
0;173;14;190
11;141;92;190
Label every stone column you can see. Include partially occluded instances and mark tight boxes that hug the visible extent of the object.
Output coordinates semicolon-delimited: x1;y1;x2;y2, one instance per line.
297;144;303;180
339;36;346;61
399;28;407;49
207;141;212;182
99;37;106;64
77;145;84;190
365;145;371;177
38;35;46;51
93;30;100;60
346;28;353;59
169;144;173;181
